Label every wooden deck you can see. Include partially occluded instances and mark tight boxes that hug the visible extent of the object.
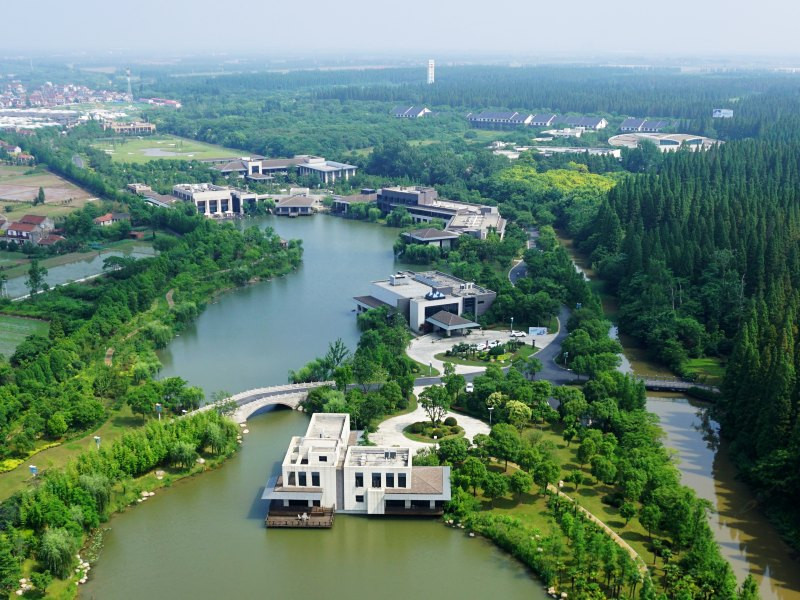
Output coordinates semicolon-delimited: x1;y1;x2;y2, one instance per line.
265;507;334;529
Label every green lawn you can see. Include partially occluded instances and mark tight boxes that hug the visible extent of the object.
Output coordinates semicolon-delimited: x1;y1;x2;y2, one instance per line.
0;405;141;502
478;422;657;570
0;314;49;358
435;344;536;368
91;134;244;164
684;357;726;385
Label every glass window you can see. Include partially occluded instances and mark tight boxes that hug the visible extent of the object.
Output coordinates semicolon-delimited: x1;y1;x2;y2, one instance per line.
355;473;364;487
355;495;364;503
386;473;395;488
319;456;327;462
372;473;382;488
311;472;320;487
298;472;307;486
398;473;407;488
287;472;295;486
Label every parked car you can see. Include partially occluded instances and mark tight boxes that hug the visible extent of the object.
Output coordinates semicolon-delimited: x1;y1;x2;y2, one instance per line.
487;340;502;348
465;382;474;393
510;330;527;338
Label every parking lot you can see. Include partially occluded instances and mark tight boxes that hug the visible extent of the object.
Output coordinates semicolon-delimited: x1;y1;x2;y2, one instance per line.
406;325;558;375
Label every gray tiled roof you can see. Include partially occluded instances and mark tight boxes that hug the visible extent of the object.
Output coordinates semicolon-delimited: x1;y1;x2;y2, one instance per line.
559;116;606;128
468;111;519;121
427;310;476;327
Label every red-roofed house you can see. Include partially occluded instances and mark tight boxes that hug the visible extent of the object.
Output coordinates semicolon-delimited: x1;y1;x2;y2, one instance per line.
3;214;55;244
93;212;131;227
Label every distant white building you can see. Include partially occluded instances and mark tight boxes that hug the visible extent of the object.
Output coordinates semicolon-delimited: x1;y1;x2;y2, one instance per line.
713;108;734;118
172;183;257;217
262;413;450;522
428;59;435;84
392;105;432;119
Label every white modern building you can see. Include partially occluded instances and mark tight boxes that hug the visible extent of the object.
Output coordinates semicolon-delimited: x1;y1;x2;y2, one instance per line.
355;270;495;334
172;183;257;217
262;413;450;525
209;154;358;184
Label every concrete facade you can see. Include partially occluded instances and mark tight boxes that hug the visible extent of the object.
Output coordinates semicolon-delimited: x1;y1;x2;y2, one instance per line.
262;413;450;515
172;183;257;217
356;270;495;333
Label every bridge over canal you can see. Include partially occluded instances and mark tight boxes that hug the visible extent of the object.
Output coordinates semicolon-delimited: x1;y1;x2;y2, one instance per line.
195;381;335;422
637;376;718;394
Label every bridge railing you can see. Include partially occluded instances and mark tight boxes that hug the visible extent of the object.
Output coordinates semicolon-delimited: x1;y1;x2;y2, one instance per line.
193;381;337;416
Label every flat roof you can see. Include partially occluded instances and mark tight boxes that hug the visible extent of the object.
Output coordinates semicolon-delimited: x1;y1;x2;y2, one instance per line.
306;413;348;441
347;446;410;467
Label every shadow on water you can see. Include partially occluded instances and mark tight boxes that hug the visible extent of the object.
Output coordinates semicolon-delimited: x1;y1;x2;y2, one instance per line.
648;396;800;600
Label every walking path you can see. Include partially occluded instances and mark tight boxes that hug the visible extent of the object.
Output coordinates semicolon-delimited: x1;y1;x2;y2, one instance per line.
166;288;175;308
371;386;490;451
547;483;648;575
104;347;114;366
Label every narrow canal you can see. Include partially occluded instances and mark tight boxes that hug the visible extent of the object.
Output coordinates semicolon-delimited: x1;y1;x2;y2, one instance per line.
82;215;547;599
5;244;155;299
560;235;800;600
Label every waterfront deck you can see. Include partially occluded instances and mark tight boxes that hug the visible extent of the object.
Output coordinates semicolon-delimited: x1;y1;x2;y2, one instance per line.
265;506;334;529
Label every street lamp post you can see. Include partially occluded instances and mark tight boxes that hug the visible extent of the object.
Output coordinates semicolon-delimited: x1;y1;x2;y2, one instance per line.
155;403;162;421
94;436;101;450
563;351;569;366
488;405;495;426
510;316;514;334
429;361;432;376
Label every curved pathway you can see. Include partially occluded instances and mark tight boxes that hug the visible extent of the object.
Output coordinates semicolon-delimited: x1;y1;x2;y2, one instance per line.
371;386;490;451
166;288;175;308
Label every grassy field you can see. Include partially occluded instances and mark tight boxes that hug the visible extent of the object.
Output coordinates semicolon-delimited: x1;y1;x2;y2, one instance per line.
91;134;243;164
685;357;726;385
0;314;49;358
0;166;95;219
0;405;141;502
468;420;657;571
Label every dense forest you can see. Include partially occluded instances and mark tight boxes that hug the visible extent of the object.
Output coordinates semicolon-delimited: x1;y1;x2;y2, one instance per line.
578;139;800;546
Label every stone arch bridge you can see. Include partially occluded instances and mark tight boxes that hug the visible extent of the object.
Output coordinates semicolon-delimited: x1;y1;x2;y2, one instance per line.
195;381;335;423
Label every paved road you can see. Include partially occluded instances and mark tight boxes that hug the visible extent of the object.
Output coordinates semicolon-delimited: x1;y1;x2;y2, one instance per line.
371;386;490;450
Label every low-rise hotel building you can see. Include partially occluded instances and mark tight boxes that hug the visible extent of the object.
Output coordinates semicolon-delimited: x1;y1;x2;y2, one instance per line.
376;186;506;239
210;154;357;184
262;413;450;526
172;183;257;217
354;270;495;334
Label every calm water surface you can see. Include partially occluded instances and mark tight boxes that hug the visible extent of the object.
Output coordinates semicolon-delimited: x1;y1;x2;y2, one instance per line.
5;245;155;299
647;397;800;600
157;215;405;396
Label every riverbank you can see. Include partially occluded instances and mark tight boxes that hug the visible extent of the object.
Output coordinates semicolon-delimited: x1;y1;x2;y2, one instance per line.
81;408;547;600
557;232;800;599
45;439;241;599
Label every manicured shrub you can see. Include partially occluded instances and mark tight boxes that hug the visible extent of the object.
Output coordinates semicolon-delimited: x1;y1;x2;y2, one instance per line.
409;422;424;434
444;416;458;427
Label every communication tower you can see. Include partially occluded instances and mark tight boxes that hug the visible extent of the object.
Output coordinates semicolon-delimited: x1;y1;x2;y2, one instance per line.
126;69;133;101
427;59;435;84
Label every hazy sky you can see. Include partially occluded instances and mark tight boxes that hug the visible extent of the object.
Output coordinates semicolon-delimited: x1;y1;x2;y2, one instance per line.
5;0;800;58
